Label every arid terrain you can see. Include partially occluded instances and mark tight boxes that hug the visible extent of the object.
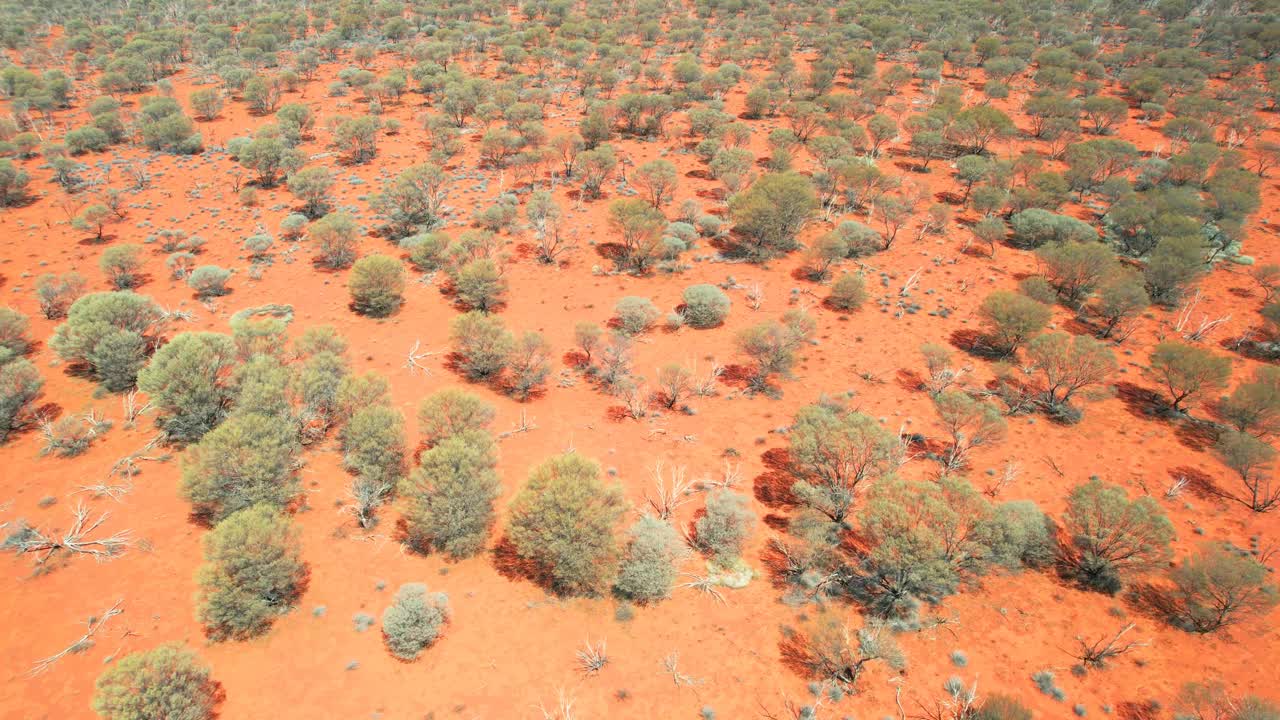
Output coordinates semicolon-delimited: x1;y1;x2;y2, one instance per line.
1;1;1279;718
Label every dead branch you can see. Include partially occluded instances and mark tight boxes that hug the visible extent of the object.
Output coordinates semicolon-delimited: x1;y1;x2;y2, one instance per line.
404;339;439;375
661;652;705;688
576;638;608;675
645;461;694;520
497;409;537;439
6;503;131;567
29;599;124;675
1070;623;1147;671
106;433;169;480
678;573;728;604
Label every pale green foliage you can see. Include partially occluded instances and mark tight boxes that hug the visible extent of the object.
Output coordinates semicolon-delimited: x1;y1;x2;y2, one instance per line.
181;413;301;521
401;430;499;559
416;387;495;447
92;644;219;720
49;292;166;391
788;402;899;523
507;453;625;595
137;332;238;442
348;254;405;317
681;284;731;328
196;505;305;641
614;516;688;602
381;583;450;660
694;489;755;562
1062;478;1175;593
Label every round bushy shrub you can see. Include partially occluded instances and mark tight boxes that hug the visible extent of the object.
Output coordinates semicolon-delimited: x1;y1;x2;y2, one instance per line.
92;643;221;720
827;273;866;310
348;255;405;317
381;583;450;660
682;284;731;328
614;296;661;335
187;265;231;298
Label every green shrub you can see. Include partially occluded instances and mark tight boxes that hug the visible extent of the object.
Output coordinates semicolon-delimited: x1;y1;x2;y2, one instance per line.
196;505;305;641
451;258;506;312
33;272;86;319
349;255;405;317
788;402;898;522
507;453;625;595
0;356;43;443
181;413;301;521
49;292;166;391
92;643;220;720
1061;478;1174;593
978;290;1051;355
401;232;450;271
450;311;513;380
694;490;755;562
309;212;359;269
137;332;237;442
401;430;500;559
187;265;231;298
681;284;731;328
614;516;688;602
1147;341;1232;413
827;273;867;310
99;244;145;289
1167;543;1279;633
729;171;818;258
341;405;405;528
417;388;495;447
614;296;661;335
381;583;449;660
0;307;30;356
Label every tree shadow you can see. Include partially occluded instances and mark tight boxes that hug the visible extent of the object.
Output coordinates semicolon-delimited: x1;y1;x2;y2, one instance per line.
1113;381;1166;420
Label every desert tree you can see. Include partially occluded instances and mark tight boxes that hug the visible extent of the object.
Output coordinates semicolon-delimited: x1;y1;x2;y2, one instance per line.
1166;543;1279;633
633;159;679;208
382;583;450;660
92;644;221;720
309;212;360;269
0;158;31;206
181;412;301;522
236;136;304;188
230;355;292;420
188;88;224;121
341;405;406;528
507;331;552;400
372;163;448;239
348;255;405;317
1147;341;1232;413
729;172;818;259
574;322;603;363
827;273;867;311
608;199;666;273
1219;367;1280;437
789;612;905;691
187;266;231;299
333;115;380;163
195;505;306;641
735;310;815;393
33;272;87;319
74;204;112;242
401;429;500;559
1214;430;1279;512
0;355;43;443
506;453;626;596
417;388;495;448
1023;333;1117;418
286;167;334;219
451;258;507;312
98;245;144;290
1036;241;1117;306
450;311;514;381
50;291;167;392
1092;269;1149;340
526;190;573;264
1060;478;1175;594
0;307;29;357
788;402;899;523
978;291;1051;356
614;515;688;603
575;144;616;199
933;391;1007;471
1175;682;1280;720
137;332;238;442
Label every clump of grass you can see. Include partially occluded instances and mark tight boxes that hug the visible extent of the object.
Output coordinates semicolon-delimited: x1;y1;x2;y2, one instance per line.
950;650;968;667
352;612;376;632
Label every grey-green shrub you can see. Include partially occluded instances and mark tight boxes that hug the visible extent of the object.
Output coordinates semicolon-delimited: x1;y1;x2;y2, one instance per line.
0;307;30;356
401;430;500;559
195;505;305;641
187;265;231;298
0;355;43;443
181;413;301;521
381;582;450;660
614;516;688;602
49;292;166;391
137;332;238;442
92;643;220;720
614;296;660;335
348;254;405;317
416;387;495;447
694;490;755;562
682;284;731;328
827;273;866;310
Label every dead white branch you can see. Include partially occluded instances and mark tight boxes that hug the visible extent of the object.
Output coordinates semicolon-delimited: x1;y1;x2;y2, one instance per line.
29;599;124;675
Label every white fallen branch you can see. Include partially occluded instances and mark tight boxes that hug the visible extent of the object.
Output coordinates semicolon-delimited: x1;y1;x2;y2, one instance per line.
29;599;124;675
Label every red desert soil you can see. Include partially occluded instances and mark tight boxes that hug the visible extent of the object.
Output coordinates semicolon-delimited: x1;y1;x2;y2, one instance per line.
1;27;1278;720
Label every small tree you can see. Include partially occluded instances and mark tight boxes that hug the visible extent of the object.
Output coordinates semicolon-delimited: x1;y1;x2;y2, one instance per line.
608;199;666;273
789;403;898;523
1024;332;1117;415
633;159;679;208
794;613;905;691
1061;478;1175;593
33;272;87;319
187;266;231;298
507;331;551;400
99;244;144;289
451;258;507;312
933;391;1006;470
614;516;688;603
196;505;306;641
401;430;500;559
382;583;450;660
74;204;112;241
1214;430;1279;512
1093;269;1149;340
1147;341;1232;413
341;405;405;527
237;136;303;187
694;489;755;563
506;453;625;595
729;172;818;259
137;331;237;442
287;166;334;218
417;388;495;448
92;644;221;720
450;311;513;380
333;115;380;163
189;88;224;121
735;310;815;392
1037;241;1117;306
979;291;1051;356
681;284;730;328
181;413;301;521
1219;366;1280;437
348;255;404;317
0;307;29;357
1167;543;1279;633
372;163;447;238
309;212;359;269
0;356;43;443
